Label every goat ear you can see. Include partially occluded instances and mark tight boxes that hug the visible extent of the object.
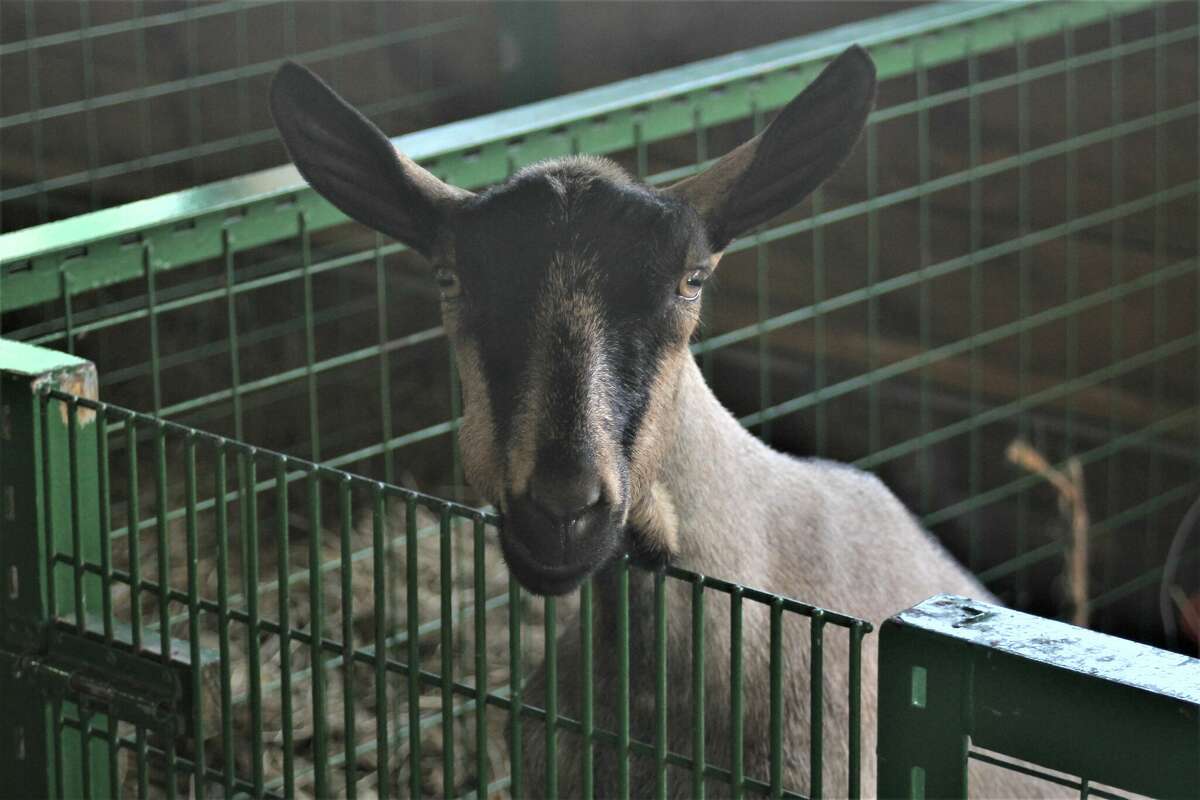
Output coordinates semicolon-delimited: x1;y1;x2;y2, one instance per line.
666;46;876;251
269;61;471;258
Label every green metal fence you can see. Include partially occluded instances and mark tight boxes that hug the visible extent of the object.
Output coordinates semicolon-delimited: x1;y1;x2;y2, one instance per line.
0;1;487;234
2;0;1199;797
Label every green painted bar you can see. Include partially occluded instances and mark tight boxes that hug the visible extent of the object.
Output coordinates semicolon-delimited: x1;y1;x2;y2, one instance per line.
848;623;864;800
246;456;265;797
691;578;706;800
580;578;595;800
809;609;826;799
654;569;668;800
617;556;631;800
439;507;455;795
374;486;392;800
473;516;488;799
340;478;357;800
545;595;559;799
215;446;235;796
769;600;783;800
184;435;206;797
508;572;524;800
729;588;745;800
406;497;423;800
309;471;329;798
275;456;296;799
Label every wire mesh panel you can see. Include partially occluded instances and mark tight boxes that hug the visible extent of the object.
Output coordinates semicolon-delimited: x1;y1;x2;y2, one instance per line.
0;1;483;234
2;1;1200;797
4;382;867;798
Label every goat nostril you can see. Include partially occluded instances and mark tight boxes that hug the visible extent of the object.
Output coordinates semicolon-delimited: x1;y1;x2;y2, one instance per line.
530;475;604;524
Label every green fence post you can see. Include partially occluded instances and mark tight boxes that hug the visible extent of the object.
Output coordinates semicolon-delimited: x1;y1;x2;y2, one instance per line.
876;601;970;799
878;594;1200;799
0;338;108;800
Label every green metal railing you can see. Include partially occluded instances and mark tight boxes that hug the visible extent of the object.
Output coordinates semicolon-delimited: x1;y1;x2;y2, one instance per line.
2;0;1199;796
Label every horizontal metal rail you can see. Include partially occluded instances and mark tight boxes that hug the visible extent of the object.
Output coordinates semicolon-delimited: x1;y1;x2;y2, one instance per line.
0;0;1154;311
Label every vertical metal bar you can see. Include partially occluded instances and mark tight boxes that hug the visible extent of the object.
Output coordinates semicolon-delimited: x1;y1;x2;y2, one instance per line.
1147;2;1168;637
41;392;56;624
300;214;321;461
23;0;49;222
809;609;826;800
275;456;296;799
142;244;162;415
545;595;559;799
730;587;744;800
752;101;773;445
848;622;865;799
153;420;177;798
184;434;205;797
916;40;933;515
580;578;595;800
508;569;524;800
215;444;235;796
223;229;245;443
106;714;119;799
340;478;357;800
78;0;100;211
473;516;489;797
1104;10;1125;619
61;271;75;355
96;411;112;644
866;122;880;457
68;398;84;631
617;556;631;800
126;417;142;650
406;497;423;800
1015;16;1032;606
769;600;783;800
1063;21;1079;456
184;7;201;187
967;27;984;573
310;471;330;799
654;569;668;800
813;186;827;457
79;705;93;800
133;0;153;197
245;455;264;798
374;487;391;800
375;236;395;485
439;507;455;794
124;411;149;800
691;578;706;800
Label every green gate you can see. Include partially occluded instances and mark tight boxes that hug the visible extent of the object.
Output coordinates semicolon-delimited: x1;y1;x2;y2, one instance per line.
2;1;1198;797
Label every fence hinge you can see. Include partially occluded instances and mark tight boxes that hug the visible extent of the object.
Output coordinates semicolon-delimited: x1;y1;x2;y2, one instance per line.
1;624;186;736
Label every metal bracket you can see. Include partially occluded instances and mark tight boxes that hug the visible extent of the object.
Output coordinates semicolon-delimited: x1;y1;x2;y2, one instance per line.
1;622;191;736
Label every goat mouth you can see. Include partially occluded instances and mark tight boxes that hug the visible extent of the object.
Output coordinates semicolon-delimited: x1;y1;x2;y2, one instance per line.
498;528;598;596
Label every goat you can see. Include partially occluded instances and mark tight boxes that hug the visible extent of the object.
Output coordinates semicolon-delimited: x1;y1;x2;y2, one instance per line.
270;49;1050;798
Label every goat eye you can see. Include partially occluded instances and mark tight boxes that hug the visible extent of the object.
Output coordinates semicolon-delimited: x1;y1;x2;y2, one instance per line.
435;268;461;298
677;270;705;300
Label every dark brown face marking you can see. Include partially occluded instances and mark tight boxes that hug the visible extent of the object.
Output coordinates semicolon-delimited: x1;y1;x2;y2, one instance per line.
440;157;710;594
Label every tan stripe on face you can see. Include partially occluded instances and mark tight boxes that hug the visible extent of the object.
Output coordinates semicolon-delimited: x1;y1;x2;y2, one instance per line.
507;254;622;505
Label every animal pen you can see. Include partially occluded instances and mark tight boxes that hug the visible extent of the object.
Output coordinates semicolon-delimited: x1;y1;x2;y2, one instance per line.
1;0;1198;797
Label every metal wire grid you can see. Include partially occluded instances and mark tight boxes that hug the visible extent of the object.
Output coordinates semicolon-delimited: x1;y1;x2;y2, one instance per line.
2;0;1197;639
1;1;1199;796
0;1;478;233
33;387;867;798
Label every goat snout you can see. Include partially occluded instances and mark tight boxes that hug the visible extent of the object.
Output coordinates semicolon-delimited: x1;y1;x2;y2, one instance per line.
530;471;603;524
501;469;620;596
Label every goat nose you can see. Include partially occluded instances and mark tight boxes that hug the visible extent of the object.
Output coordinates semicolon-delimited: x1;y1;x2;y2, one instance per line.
529;473;603;523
